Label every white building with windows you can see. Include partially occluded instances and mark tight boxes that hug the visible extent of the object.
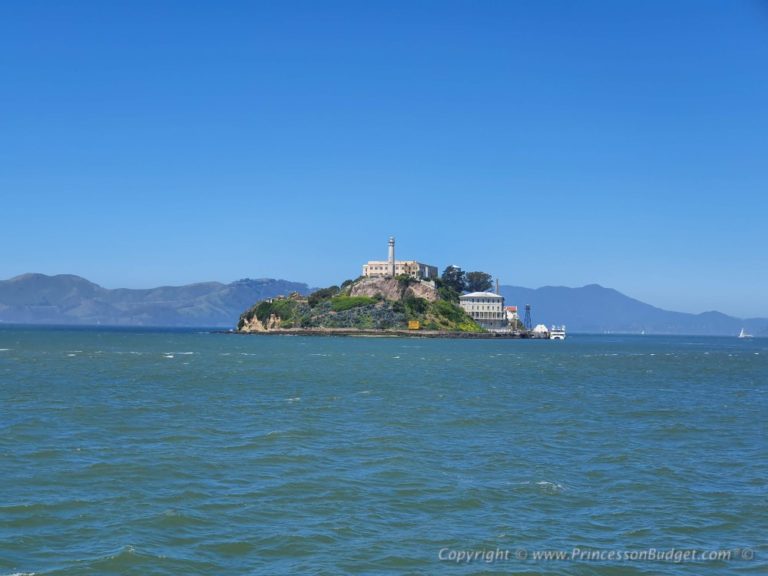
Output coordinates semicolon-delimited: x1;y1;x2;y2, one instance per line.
459;291;506;329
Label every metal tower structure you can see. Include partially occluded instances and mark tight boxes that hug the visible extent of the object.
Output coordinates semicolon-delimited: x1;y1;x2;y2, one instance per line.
388;236;395;277
524;304;532;331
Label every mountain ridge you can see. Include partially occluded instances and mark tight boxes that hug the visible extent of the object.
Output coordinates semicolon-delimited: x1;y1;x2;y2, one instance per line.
499;283;767;336
0;273;765;335
0;273;312;327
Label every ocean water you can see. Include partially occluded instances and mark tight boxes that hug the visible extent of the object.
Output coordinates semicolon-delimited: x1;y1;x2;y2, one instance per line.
0;327;766;576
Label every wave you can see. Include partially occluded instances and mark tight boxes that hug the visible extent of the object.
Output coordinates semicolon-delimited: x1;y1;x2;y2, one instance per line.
57;544;219;575
536;480;566;494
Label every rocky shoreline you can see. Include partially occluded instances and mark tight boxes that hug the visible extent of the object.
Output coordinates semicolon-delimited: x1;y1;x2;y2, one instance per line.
227;327;528;339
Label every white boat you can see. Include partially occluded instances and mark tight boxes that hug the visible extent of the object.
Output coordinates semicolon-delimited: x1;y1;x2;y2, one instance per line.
550;325;566;340
738;328;753;339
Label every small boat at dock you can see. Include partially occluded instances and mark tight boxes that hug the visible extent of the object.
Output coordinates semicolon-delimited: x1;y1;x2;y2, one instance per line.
550;325;566;340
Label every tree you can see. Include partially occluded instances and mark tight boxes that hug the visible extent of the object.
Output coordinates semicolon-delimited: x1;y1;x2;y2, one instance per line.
308;285;340;307
465;271;493;293
441;265;466;294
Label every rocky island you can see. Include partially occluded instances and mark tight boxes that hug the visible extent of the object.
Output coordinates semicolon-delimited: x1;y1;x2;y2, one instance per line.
236;237;531;338
236;275;488;336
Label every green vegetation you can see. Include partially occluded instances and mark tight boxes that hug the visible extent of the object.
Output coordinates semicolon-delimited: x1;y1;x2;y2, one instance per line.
441;266;494;295
387;295;482;332
441;265;466;294
308;286;340;307
237;295;305;330
434;277;459;303
396;273;416;287
254;298;298;322
330;295;377;312
466;271;493;293
403;296;428;318
431;299;465;323
428;299;484;332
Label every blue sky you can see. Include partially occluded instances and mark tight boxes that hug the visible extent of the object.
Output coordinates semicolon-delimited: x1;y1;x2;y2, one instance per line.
1;1;766;317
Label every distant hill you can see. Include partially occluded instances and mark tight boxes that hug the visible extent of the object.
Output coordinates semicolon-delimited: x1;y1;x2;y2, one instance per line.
0;273;312;327
499;284;768;336
1;274;765;335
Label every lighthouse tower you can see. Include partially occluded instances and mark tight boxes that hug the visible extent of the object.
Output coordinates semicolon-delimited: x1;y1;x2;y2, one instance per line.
388;236;395;277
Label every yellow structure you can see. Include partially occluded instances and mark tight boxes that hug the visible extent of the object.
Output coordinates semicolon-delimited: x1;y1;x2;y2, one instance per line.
408;320;421;330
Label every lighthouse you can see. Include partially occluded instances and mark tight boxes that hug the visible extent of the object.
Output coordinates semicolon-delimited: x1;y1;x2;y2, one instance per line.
388;236;395;277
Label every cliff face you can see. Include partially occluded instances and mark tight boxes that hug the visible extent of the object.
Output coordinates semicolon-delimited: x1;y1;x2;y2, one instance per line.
348;277;439;302
238;313;283;332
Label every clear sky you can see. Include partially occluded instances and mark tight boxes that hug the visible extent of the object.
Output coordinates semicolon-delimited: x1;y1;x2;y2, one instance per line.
1;1;766;317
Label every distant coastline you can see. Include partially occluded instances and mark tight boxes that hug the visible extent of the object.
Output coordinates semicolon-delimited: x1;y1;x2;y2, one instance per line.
1;273;765;336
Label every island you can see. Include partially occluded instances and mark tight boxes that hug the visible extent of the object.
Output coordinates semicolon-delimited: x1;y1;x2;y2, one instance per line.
237;275;486;335
235;237;550;338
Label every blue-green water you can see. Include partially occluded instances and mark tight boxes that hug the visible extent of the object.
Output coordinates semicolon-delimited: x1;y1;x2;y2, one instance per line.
1;327;766;575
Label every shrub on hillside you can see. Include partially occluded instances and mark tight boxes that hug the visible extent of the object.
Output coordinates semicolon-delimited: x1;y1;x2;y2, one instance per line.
404;296;428;317
308;286;340;307
431;300;467;324
331;295;377;312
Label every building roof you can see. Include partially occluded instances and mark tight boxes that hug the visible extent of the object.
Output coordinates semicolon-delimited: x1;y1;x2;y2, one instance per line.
461;291;503;299
365;260;435;267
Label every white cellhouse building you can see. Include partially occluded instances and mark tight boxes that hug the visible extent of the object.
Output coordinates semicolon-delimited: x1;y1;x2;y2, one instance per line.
459;291;506;329
362;237;438;280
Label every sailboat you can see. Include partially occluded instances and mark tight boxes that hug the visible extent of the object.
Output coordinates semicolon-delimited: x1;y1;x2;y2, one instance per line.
738;328;753;339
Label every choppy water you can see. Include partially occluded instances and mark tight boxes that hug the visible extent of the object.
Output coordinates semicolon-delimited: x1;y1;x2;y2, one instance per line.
1;327;766;575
